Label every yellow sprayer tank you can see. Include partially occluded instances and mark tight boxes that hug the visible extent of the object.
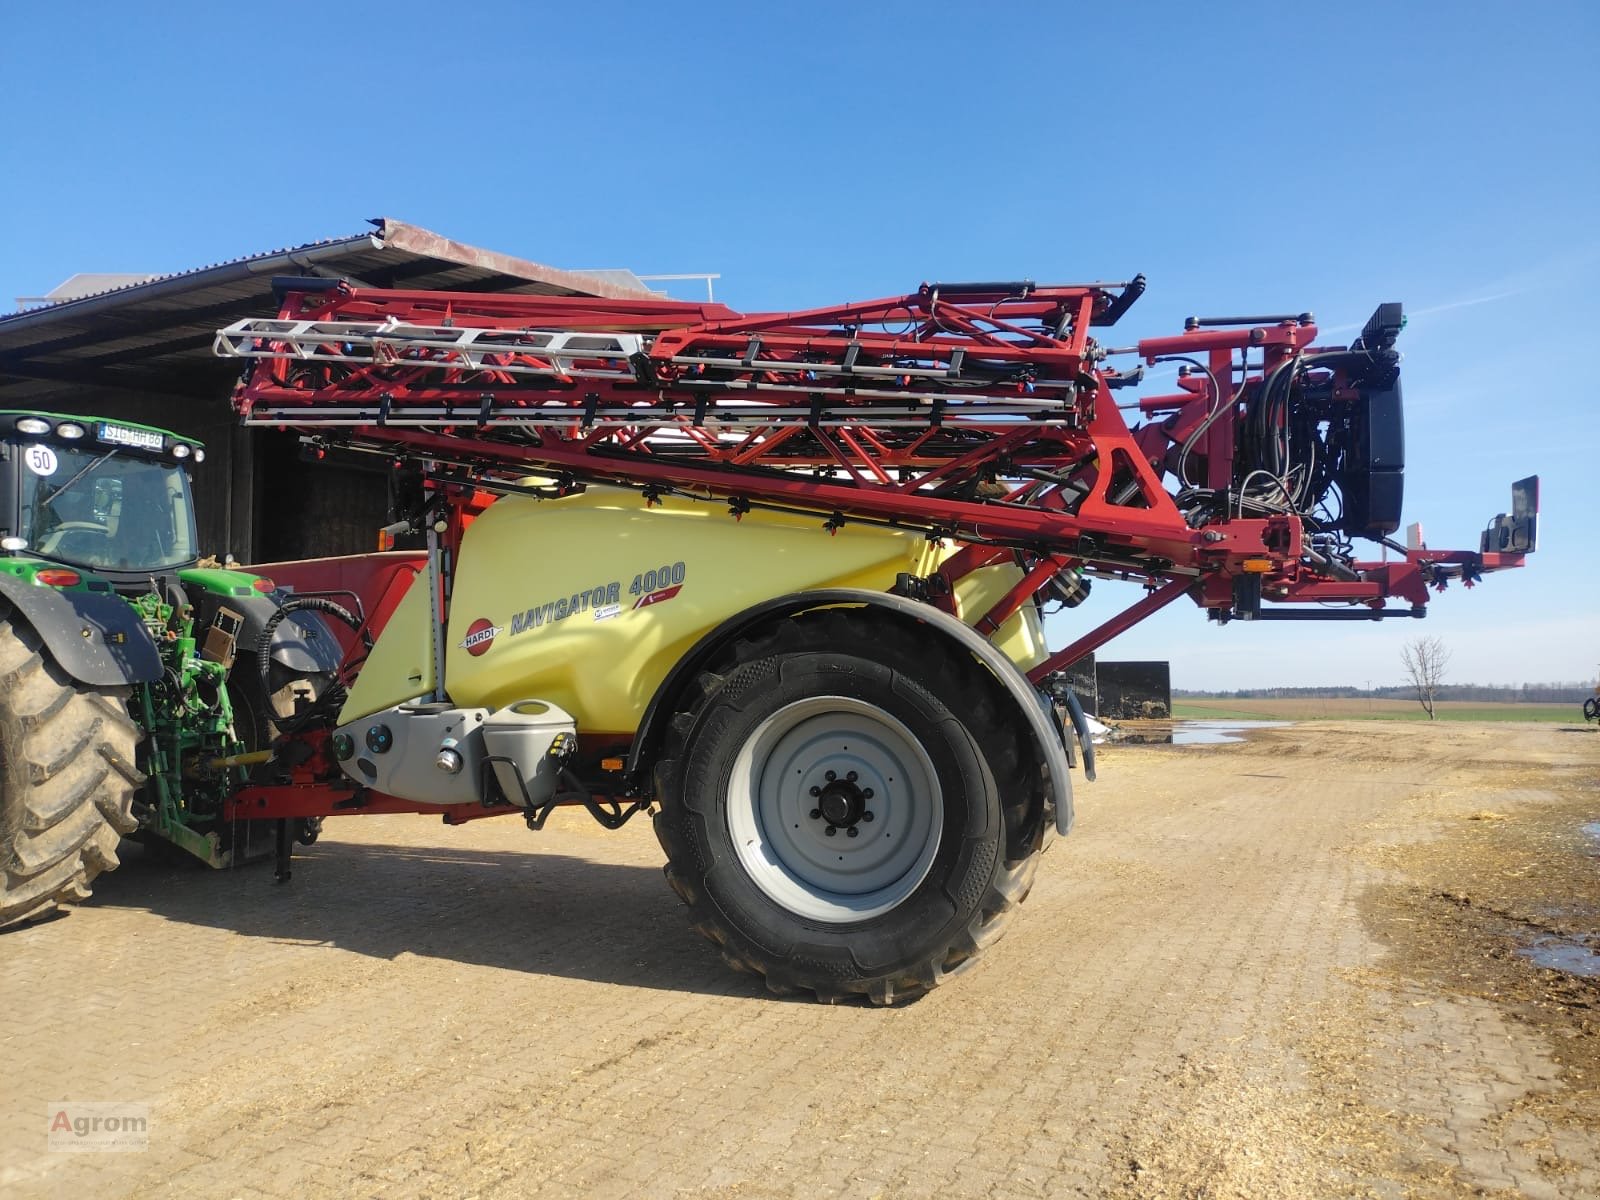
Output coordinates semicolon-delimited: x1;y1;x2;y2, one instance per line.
339;487;1049;732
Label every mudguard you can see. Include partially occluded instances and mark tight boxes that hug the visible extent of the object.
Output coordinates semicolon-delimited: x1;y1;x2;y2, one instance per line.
182;582;344;678
237;593;343;677
0;574;160;687
629;588;1075;835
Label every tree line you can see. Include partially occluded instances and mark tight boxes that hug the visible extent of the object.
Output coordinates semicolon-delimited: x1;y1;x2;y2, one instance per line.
1174;682;1596;703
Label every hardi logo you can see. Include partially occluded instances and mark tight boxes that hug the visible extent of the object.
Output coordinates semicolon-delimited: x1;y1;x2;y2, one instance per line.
459;618;502;656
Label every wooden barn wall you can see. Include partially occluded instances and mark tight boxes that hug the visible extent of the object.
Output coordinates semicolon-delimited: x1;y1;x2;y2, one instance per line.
252;432;391;564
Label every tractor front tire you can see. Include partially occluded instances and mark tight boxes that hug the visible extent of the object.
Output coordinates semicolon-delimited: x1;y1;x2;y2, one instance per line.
0;619;141;928
653;610;1045;1005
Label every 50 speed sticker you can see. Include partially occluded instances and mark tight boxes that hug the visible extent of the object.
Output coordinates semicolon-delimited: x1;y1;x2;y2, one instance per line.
23;445;58;476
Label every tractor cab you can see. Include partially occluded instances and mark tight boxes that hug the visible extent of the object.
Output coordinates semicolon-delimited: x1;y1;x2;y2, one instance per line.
0;413;203;586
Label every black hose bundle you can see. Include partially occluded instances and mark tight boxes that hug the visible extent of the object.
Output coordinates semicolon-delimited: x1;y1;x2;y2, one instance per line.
255;596;366;733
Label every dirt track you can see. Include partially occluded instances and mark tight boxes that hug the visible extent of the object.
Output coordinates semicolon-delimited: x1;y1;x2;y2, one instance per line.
3;720;1596;1198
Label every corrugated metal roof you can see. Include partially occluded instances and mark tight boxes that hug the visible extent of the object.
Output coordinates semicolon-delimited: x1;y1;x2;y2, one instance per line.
15;273;162;308
0;218;660;404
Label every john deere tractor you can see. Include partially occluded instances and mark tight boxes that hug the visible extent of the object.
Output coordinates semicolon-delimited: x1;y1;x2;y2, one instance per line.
0;412;341;926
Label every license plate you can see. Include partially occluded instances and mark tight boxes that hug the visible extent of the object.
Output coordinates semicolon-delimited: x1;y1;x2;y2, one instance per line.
97;423;164;452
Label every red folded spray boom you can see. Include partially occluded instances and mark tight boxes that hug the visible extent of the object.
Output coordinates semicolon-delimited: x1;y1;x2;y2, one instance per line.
217;275;1536;680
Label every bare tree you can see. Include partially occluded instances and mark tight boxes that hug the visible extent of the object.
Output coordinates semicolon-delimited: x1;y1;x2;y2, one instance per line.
1401;635;1451;719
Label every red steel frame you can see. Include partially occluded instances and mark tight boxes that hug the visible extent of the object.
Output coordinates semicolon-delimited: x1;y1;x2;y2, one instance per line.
217;278;1532;824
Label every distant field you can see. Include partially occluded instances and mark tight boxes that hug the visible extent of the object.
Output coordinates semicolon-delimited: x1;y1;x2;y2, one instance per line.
1172;697;1580;723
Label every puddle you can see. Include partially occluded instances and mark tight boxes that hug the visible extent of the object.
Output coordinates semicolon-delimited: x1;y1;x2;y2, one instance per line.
1582;821;1600;844
1518;936;1600;978
1172;720;1292;746
1106;720;1292;746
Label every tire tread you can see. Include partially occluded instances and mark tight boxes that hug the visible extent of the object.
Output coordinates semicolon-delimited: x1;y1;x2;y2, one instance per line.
653;608;1049;1005
0;618;142;928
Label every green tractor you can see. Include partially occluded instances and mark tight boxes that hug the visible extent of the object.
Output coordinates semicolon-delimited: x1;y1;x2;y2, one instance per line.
0;412;343;926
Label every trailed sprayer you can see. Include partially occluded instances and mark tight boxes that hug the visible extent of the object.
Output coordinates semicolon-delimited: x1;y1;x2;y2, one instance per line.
96;273;1535;1002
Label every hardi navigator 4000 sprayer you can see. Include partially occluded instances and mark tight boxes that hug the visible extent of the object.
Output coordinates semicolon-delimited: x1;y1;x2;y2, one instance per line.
198;275;1538;1001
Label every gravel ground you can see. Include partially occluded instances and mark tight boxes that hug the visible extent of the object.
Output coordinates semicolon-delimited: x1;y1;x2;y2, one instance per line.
2;719;1595;1198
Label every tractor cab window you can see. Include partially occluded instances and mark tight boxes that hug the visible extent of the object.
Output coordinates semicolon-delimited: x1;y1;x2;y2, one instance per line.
15;445;197;573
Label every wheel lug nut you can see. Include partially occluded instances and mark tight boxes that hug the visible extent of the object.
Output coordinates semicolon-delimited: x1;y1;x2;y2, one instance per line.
847;771;857;782
862;811;874;822
825;826;838;837
862;788;873;799
809;808;821;820
809;786;821;797
825;770;836;782
847;827;859;838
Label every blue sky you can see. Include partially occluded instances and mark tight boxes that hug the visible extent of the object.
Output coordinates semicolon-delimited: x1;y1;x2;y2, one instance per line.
2;2;1594;689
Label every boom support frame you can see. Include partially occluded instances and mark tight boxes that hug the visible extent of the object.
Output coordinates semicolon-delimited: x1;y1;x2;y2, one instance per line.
218;277;1530;630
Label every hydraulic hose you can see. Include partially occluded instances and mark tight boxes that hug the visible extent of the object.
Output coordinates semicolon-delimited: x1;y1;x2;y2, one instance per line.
255;596;365;733
1062;689;1097;783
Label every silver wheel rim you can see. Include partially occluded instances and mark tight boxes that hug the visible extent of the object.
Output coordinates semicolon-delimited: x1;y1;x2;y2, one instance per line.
726;696;942;923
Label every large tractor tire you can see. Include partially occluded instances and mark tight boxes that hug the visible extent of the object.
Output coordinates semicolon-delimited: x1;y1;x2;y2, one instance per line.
653;610;1047;1005
0;619;141;928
